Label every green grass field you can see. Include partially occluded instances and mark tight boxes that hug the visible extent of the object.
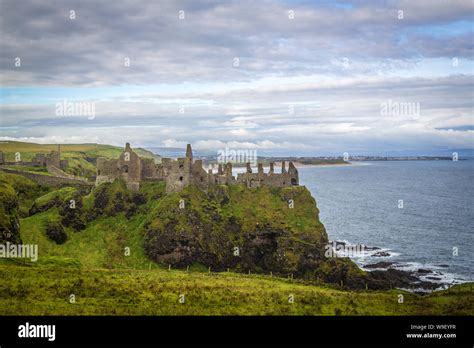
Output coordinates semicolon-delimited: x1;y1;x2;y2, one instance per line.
0;260;472;315
0;141;161;179
0;141;160;160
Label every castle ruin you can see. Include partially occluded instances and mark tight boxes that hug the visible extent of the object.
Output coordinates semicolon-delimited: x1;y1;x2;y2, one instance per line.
95;143;299;192
0;145;90;186
0;145;68;171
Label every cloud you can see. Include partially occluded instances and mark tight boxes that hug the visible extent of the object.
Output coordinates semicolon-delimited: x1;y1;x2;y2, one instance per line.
0;0;473;155
1;0;473;86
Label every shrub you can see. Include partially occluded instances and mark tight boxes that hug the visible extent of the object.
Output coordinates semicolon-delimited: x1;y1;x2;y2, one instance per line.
45;221;67;244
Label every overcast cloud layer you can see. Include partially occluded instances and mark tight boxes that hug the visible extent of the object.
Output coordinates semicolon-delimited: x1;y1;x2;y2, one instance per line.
0;0;473;155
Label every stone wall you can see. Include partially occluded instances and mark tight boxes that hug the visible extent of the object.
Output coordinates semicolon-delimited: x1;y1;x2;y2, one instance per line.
46;151;61;168
60;159;68;168
0;148;67;172
190;160;210;191
164;157;191;193
141;158;164;179
209;163;235;185
0;167;91;186
236;161;298;188
33;153;46;166
118;143;142;190
95;143;145;191
46;163;87;182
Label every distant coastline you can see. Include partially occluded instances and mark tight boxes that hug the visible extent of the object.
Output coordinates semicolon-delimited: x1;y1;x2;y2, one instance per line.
275;161;351;168
201;156;461;169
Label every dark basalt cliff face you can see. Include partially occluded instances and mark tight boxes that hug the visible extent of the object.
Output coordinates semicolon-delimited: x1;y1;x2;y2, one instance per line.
143;184;367;286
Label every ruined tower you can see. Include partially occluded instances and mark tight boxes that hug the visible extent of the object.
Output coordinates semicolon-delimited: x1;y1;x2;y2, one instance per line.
186;144;193;162
95;142;142;191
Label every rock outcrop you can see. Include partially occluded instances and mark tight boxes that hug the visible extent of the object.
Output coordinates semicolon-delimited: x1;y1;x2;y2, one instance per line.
144;184;333;277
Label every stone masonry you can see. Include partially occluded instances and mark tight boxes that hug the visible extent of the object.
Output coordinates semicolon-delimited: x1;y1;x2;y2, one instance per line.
95;143;299;192
0;145;68;170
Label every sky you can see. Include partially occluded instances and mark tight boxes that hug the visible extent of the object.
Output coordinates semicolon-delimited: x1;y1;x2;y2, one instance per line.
0;0;473;156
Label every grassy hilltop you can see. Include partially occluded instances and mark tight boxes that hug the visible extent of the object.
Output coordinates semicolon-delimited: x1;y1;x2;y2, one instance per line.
0;141;160;179
0;146;472;315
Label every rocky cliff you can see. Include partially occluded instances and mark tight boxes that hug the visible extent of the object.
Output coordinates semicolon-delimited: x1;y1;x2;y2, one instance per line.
142;183;369;286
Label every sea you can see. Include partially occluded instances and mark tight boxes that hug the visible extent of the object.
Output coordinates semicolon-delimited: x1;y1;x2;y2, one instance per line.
230;160;473;288
298;160;473;287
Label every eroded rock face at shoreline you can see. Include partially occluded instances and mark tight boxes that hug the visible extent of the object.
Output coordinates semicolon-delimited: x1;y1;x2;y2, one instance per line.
361;258;454;292
367;269;441;292
328;239;458;292
364;261;395;269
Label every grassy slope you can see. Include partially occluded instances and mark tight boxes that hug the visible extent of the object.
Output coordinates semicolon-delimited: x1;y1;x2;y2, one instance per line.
0;141;160;161
17;181;325;270
0;171;50;219
0;141;161;179
15;180;167;269
0;263;472;315
19;209;151;269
